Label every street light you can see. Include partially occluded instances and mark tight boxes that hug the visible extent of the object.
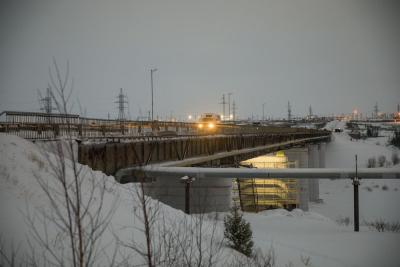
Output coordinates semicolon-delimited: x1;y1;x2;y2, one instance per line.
150;68;158;121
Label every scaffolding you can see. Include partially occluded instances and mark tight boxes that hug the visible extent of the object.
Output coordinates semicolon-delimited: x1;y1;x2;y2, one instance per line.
233;152;298;212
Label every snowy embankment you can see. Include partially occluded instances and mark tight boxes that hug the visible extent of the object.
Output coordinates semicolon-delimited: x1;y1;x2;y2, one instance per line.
0;134;233;266
1;129;400;267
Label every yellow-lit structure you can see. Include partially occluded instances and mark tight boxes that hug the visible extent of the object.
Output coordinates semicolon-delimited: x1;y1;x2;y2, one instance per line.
233;151;298;212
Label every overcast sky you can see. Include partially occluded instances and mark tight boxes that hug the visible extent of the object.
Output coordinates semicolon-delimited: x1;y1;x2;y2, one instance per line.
1;0;399;120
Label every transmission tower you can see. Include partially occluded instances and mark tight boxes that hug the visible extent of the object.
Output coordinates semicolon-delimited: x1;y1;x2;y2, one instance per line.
287;101;292;121
228;92;233;120
374;102;379;118
38;88;56;114
232;100;237;121
115;88;128;121
219;94;227;120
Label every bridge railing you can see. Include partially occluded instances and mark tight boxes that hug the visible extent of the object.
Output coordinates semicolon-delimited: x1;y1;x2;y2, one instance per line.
0;110;327;140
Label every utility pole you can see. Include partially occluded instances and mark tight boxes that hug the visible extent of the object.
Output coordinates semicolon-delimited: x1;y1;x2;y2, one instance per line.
232;100;237;121
219;94;226;120
374;102;379;119
115;88;128;121
228;93;233;120
352;155;360;232
150;68;158;121
287;101;292;121
262;102;266;121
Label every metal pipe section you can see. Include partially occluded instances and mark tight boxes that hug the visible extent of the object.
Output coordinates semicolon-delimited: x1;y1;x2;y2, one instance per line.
116;166;400;182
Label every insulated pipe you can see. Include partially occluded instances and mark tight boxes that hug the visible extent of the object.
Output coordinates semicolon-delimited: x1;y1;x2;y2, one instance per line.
115;166;400;183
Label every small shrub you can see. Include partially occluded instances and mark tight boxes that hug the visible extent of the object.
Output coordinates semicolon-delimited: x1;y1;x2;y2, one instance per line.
224;205;254;257
389;131;400;148
382;185;389;191
300;255;312;266
392;152;400;165
373;184;379;188
336;216;350;226
367;157;376;168
364;186;373;192
252;247;276;267
378;155;386;167
366;219;400;232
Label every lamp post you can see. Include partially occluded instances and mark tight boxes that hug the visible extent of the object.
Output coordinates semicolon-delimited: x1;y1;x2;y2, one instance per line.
150;68;158;121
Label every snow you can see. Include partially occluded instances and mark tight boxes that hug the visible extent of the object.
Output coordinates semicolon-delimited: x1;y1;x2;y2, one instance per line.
313;120;400;222
0;133;230;266
1;125;400;267
246;209;400;267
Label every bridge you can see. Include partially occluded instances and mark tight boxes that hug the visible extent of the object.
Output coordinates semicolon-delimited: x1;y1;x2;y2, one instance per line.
0;110;331;174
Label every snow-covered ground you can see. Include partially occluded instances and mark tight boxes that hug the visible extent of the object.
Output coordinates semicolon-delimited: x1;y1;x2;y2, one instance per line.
1;125;399;267
0;134;232;266
247;120;400;267
311;120;400;222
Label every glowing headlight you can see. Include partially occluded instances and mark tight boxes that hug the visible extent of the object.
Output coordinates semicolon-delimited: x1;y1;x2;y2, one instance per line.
198;123;203;129
208;123;214;129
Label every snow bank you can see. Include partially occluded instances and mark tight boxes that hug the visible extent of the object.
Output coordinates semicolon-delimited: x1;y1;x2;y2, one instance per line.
0;133;229;266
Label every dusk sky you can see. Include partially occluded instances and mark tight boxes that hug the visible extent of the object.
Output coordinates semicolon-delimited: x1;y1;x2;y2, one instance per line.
1;0;399;120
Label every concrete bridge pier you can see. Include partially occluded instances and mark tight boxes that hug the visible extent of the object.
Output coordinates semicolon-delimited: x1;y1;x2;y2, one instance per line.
143;176;232;213
285;147;309;211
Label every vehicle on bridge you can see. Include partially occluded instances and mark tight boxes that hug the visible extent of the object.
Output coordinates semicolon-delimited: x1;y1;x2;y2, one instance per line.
197;113;221;131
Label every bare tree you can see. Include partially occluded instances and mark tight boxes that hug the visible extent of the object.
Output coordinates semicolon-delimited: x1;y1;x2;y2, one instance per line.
121;177;224;266
120;181;159;267
24;59;118;267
